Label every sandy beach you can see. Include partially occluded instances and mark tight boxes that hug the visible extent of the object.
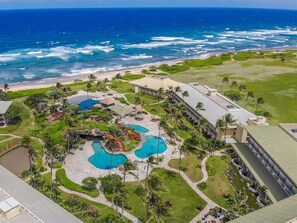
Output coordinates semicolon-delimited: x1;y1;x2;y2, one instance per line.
7;59;180;92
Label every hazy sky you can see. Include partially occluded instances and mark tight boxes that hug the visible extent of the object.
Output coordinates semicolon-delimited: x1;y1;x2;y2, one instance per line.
0;0;297;10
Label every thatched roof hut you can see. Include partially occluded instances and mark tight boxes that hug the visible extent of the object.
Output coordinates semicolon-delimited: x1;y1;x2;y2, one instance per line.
101;98;115;107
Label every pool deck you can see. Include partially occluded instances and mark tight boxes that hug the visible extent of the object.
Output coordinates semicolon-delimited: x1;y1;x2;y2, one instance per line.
64;114;181;183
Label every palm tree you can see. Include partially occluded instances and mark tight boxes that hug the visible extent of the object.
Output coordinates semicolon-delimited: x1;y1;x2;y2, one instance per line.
195;102;205;112
134;96;142;105
86;82;92;99
255;97;265;112
245;91;254;108
181;90;189;101
148;201;170;223
221;113;237;141
122;160;136;183
88;74;97;82
61;98;68;110
105;133;117;175
115;73;121;79
221;77;229;92
231;81;237;89
146;173;163;220
157;117;167;164
145;156;155;182
3;83;9;92
103;78;109;88
174;86;181;94
28;147;37;173
113;182;128;214
56;82;62;91
239;83;246;92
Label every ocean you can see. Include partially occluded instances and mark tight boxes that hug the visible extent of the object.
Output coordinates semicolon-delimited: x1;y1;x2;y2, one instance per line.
1;8;297;84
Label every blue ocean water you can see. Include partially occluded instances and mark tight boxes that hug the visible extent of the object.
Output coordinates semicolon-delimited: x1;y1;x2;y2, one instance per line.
1;8;297;84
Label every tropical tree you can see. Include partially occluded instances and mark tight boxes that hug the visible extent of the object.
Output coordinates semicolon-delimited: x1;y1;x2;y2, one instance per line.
86;82;92;99
231;81;237;89
134;96;142;105
122;160;136;183
56;82;63;91
145;156;155;182
21;135;32;147
115;73;121;79
239;83;246;92
113;182;128;214
195;102;205;112
245;91;254;108
88;74;97;82
221;77;229;92
103;78;109;87
174;86;181;94
181;90;189;101
255;97;265;112
148;201;170;223
221;113;237;141
156;117;167;164
3;83;9;92
28;147;37;173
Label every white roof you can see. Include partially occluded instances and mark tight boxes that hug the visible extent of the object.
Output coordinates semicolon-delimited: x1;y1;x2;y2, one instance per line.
131;76;182;91
176;83;256;127
0;197;19;212
0;101;12;114
0;166;82;222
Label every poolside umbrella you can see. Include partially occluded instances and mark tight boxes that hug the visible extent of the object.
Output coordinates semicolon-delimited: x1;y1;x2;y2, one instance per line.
135;114;145;120
101;98;115;107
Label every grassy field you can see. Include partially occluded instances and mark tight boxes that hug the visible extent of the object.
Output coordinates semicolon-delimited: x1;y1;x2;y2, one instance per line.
56;169;99;197
42;173;126;223
168;152;204;182
0;97;35;136
201;156;234;209
168;51;297;123
125;93;160;105
109;81;133;93
125;168;206;223
0;135;11;142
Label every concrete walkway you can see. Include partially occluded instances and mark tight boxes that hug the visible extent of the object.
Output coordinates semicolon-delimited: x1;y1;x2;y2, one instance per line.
59;186;141;223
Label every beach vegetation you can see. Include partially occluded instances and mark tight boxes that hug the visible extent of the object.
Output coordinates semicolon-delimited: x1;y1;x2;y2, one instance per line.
158;64;190;74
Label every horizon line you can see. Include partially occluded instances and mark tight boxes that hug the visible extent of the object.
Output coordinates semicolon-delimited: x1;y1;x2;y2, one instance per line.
0;6;297;11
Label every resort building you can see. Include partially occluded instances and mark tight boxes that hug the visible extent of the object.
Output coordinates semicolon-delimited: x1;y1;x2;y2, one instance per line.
0;165;82;223
0;101;12;127
131;76;182;97
172;83;265;141
232;125;297;204
229;193;297;223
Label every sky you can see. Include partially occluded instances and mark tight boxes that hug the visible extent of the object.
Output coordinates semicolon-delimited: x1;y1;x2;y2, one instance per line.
0;0;297;10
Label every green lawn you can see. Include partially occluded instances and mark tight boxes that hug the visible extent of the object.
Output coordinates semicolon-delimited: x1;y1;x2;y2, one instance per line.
0;135;11;142
56;169;99;197
125;93;160;105
168;152;205;182
0;98;35;136
109;81;133;93
41;173;126;223
120;74;145;80
200;156;234;208
0;138;20;150
125;168;206;223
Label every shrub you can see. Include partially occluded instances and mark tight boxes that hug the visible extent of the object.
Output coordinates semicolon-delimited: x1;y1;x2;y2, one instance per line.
224;90;242;101
100;174;122;194
198;182;207;190
180;165;188;171
6;104;22;125
82;177;98;190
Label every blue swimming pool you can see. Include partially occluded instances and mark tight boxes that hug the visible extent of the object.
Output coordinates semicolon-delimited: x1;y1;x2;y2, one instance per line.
78;99;101;111
126;124;149;133
88;141;127;170
135;136;167;159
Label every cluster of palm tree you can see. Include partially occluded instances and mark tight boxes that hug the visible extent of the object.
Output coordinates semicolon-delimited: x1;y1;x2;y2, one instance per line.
216;113;237;141
133;172;170;222
220;77;266;113
86;74;109;98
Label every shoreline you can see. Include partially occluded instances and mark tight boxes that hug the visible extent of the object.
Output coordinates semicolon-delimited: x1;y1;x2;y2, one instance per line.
6;47;294;92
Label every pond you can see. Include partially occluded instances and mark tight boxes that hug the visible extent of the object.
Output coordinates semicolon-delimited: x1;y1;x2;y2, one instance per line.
88;141;127;170
135;136;167;159
0;147;30;176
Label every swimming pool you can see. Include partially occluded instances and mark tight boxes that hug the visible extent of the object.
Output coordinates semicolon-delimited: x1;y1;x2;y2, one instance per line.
78;99;101;111
135;136;167;159
88;141;127;170
126;124;149;133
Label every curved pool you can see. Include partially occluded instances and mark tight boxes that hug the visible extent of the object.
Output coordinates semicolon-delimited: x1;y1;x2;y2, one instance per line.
88;141;127;170
135;136;167;159
126;124;149;133
78;99;101;111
